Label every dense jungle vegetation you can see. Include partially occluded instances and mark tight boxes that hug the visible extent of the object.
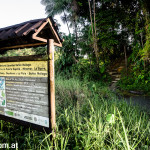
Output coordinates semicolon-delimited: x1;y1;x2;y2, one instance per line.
41;0;150;94
0;0;150;149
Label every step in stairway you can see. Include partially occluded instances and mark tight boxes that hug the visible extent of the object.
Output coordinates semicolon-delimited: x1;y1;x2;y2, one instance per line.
111;74;121;78
107;58;127;91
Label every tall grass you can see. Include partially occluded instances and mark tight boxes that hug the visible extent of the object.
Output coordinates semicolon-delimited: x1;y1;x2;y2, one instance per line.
0;76;150;149
39;76;150;149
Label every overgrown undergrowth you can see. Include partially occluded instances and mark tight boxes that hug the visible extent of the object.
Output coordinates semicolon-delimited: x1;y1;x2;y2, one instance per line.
0;76;150;149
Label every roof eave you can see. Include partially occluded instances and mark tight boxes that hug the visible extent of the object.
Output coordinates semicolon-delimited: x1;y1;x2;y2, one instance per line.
32;18;62;47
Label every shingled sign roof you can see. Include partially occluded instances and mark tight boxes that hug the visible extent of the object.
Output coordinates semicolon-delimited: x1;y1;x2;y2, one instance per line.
0;17;62;51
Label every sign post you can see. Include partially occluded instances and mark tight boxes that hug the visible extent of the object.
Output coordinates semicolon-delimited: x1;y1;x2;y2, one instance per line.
48;39;56;136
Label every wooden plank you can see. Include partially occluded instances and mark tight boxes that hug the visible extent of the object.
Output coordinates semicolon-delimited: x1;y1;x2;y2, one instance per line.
54;42;62;47
47;19;62;47
6;91;48;105
32;21;48;43
32;19;62;47
6;101;49;117
0;61;48;77
4;108;49;127
15;23;30;34
6;81;48;89
5;76;48;83
6;85;48;94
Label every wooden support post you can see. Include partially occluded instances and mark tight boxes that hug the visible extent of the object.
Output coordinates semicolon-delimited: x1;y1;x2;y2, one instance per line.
47;39;56;136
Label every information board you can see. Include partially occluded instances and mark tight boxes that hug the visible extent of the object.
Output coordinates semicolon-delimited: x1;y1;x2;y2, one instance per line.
0;61;49;128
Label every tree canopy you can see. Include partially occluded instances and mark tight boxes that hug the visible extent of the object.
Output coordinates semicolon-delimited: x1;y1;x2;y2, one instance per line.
41;0;150;88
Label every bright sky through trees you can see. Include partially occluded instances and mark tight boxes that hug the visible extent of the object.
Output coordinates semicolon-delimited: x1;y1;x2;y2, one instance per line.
0;0;69;34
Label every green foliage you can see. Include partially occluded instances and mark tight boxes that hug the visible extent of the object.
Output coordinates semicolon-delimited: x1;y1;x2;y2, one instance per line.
55;34;79;76
54;33;109;81
72;59;98;80
42;76;150;149
106;114;115;124
0;47;47;58
0;48;35;57
118;37;150;94
71;59;109;81
42;0;150;84
55;76;89;116
118;67;150;94
32;47;47;55
96;7;119;50
0;76;150;149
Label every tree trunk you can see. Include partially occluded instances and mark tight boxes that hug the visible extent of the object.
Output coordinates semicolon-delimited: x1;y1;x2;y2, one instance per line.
74;19;78;56
88;0;99;69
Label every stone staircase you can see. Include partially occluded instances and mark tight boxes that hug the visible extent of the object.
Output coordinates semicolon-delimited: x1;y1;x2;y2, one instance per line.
108;59;126;91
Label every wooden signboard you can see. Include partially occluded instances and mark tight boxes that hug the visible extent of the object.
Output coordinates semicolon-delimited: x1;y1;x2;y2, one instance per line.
0;58;52;132
0;15;60;134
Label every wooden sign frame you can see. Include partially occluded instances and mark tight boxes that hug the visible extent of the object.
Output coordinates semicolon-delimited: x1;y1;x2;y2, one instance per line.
0;39;56;133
